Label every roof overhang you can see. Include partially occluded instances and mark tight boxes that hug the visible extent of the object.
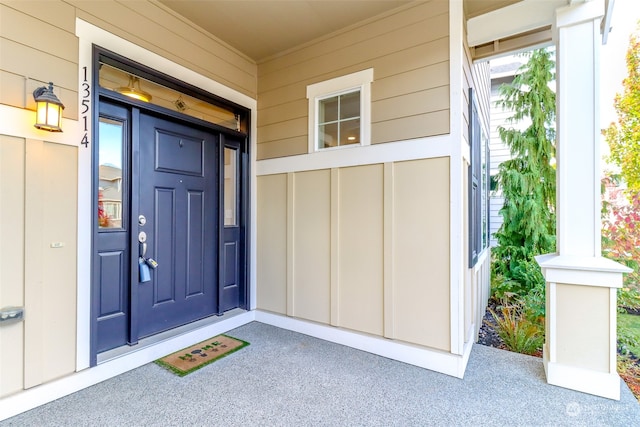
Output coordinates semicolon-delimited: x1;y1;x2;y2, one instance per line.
467;0;611;60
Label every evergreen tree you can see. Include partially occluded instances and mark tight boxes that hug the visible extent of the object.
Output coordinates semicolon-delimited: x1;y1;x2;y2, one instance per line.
604;27;640;193
492;49;556;298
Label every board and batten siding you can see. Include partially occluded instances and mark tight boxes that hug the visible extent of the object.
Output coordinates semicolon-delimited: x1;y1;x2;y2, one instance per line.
256;0;450;160
0;137;77;397
0;0;257;397
256;157;451;351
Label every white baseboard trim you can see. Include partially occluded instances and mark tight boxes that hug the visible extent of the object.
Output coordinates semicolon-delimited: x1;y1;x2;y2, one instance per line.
0;311;255;421
255;310;471;378
543;353;621;400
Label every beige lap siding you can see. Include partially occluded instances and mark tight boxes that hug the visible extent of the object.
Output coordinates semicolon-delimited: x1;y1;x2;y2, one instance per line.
257;0;450;160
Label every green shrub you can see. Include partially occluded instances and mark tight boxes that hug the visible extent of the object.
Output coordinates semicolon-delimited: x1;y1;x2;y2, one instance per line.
490;301;544;355
618;287;640;311
491;256;547;302
520;280;546;323
491;49;557;300
618;313;640;357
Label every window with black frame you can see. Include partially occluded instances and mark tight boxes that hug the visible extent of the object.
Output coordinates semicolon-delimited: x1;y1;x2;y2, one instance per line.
469;88;489;267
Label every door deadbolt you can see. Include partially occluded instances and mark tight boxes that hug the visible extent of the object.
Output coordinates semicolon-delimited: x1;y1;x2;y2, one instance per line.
138;215;146;226
138;231;147;243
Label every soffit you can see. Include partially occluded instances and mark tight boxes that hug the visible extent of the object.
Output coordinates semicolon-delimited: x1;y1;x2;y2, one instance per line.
157;0;548;63
158;0;412;63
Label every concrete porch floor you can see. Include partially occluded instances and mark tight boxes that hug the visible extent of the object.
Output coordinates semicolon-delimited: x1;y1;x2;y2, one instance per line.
2;322;639;426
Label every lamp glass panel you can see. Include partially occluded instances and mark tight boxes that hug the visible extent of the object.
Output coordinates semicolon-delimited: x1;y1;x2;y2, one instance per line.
36;102;49;125
47;103;61;128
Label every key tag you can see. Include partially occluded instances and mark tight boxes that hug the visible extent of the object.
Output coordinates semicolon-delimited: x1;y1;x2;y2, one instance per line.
139;257;151;283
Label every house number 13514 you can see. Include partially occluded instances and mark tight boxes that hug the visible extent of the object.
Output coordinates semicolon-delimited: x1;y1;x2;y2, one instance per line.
81;66;90;148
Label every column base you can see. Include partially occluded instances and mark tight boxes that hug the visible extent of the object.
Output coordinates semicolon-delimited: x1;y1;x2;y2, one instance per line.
536;254;631;401
543;344;621;400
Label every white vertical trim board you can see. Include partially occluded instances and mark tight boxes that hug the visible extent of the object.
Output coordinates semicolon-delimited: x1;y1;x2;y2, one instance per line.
547;281;557;364
383;162;394;339
76;32;93;371
286;173;295;316
590;16;602;257
609;287;617;373
448;0;465;356
330;168;340;326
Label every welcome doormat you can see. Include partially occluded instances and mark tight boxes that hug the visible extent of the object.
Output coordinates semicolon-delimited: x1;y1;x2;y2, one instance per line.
155;335;249;377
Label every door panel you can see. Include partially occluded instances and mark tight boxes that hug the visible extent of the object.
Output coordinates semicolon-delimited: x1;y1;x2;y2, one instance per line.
186;190;205;296
137;112;218;338
156;130;203;176
98;250;125;316
96;249;128;352
95;102;130;353
220;141;243;312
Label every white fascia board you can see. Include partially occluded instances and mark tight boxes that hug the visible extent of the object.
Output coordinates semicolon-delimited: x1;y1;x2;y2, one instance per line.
601;0;614;44
467;0;568;47
555;0;604;29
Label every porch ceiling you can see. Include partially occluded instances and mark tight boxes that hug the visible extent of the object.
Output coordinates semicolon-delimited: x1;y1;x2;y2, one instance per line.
157;0;522;63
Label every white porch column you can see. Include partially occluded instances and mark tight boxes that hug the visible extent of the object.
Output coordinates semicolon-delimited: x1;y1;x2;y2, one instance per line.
536;0;631;400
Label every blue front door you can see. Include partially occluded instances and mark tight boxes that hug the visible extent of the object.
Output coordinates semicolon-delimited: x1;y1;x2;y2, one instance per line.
135;112;219;338
93;98;248;360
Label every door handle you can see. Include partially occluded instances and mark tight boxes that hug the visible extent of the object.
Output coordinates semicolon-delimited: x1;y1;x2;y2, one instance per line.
137;231;158;270
139;231;147;259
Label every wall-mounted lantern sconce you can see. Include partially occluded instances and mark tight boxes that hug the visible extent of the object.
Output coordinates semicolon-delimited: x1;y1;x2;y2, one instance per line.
33;82;65;132
116;75;152;103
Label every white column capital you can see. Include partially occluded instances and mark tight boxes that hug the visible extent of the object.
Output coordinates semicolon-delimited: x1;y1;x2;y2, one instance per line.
536;253;631;288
